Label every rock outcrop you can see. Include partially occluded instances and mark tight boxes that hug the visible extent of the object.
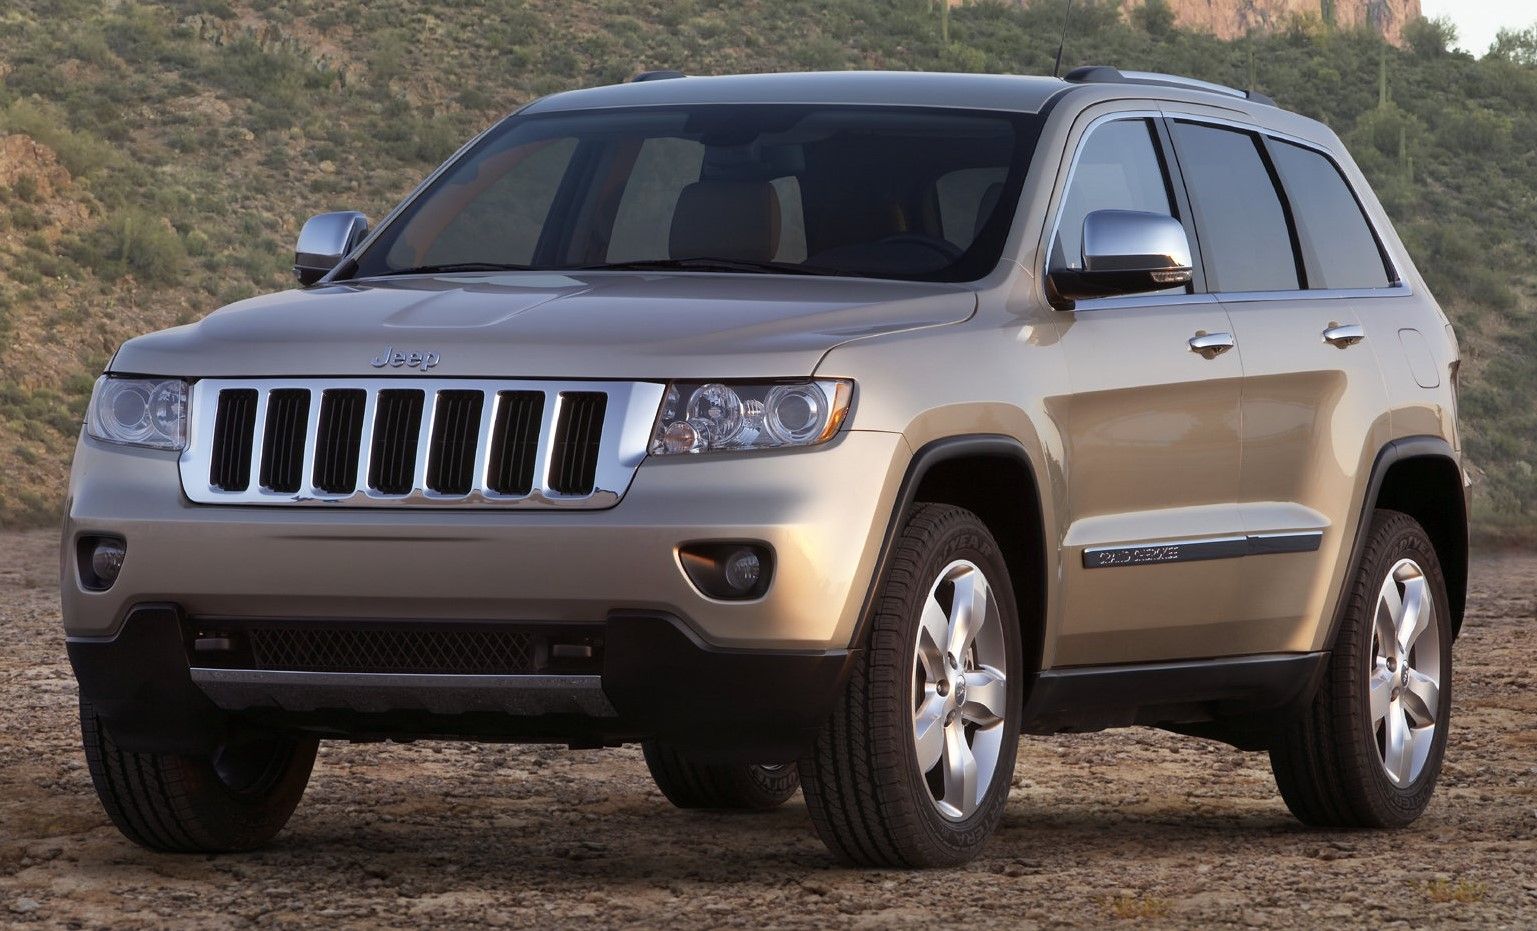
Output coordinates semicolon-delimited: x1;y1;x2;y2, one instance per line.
1126;0;1420;45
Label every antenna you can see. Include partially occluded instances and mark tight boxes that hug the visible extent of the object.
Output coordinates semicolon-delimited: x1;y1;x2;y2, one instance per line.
1052;0;1075;78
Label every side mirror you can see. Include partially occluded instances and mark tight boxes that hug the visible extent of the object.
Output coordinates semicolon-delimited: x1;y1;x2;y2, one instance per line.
1047;209;1193;309
294;211;369;285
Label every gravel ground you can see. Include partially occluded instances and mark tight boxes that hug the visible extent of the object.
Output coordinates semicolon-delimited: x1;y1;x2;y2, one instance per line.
2;529;1534;928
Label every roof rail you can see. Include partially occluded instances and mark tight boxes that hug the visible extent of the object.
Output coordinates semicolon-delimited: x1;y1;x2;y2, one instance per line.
1063;65;1275;107
631;70;687;83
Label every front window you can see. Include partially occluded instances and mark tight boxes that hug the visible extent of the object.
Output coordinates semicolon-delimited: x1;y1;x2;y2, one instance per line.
350;105;1040;283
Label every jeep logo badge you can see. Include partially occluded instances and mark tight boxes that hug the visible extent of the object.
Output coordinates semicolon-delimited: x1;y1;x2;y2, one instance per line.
370;346;440;371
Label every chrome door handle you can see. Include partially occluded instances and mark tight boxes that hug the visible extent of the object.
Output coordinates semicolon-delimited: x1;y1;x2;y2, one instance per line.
1188;331;1235;359
1323;322;1366;348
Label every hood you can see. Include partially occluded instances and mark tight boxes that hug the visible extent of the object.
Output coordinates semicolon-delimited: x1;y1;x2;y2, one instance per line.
110;272;976;380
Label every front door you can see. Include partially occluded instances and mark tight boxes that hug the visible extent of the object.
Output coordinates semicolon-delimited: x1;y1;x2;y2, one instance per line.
1048;110;1245;666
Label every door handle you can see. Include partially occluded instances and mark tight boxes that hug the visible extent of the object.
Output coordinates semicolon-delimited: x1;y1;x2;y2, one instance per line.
1323;322;1366;348
1188;331;1235;359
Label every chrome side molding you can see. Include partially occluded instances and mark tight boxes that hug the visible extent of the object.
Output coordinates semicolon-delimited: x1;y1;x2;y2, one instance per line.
1082;531;1322;569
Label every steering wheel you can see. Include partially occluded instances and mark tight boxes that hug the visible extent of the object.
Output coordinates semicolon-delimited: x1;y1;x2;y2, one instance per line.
875;233;965;261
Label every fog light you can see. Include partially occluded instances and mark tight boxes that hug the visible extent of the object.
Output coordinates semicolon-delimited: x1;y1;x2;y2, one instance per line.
723;549;762;592
78;536;126;591
679;542;773;600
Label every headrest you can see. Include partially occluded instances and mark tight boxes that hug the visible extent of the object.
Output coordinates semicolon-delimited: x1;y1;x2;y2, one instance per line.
670;180;781;263
975;182;1004;240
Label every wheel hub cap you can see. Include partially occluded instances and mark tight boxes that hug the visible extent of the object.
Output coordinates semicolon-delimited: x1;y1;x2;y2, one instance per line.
1369;558;1442;788
911;560;1008;821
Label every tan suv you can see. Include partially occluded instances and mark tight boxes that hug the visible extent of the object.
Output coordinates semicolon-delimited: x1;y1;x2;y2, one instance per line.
62;67;1467;867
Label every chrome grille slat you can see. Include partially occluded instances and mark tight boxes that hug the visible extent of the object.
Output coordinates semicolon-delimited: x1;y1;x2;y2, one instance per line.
210;389;258;491
181;378;663;509
368;389;424;496
486;391;545;495
260;388;309;494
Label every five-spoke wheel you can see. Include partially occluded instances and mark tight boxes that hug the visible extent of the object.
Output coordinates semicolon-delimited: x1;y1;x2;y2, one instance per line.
1270;509;1453;828
800;503;1022;867
912;560;1009;820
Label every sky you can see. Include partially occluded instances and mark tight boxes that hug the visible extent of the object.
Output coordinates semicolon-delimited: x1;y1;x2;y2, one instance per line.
1419;0;1534;55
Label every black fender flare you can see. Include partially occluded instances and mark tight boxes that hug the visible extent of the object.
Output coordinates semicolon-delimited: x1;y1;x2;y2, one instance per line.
847;434;1045;653
1321;435;1467;654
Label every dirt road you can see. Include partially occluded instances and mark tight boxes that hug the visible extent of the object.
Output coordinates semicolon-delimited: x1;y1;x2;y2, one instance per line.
2;529;1533;928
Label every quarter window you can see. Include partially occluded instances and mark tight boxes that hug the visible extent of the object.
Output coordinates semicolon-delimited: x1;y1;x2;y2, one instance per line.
1268;140;1393;290
1170;121;1298;293
1051;119;1174;271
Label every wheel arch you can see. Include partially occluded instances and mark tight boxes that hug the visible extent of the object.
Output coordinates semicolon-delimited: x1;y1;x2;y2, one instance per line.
1329;436;1468;647
852;435;1048;699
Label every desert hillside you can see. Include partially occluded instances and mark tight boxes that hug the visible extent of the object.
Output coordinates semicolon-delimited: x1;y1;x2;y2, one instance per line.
0;0;1532;538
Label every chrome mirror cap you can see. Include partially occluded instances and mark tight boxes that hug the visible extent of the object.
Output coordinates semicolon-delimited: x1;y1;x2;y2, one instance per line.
1048;209;1194;309
294;211;368;286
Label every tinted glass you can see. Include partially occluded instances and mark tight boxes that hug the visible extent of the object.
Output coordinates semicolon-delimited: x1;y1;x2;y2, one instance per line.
354;106;1041;283
1269;140;1392;290
408;138;577;269
1171;122;1299;292
1051;119;1173;270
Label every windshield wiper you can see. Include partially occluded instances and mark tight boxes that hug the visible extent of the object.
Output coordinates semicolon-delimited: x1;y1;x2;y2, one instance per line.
379;262;536;276
570;257;847;277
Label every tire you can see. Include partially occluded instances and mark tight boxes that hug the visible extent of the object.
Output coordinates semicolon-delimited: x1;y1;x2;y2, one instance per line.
1269;509;1453;828
80;700;318;853
643;741;799;810
798;502;1023;867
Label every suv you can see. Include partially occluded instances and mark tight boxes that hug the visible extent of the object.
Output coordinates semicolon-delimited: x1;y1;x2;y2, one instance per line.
63;68;1467;867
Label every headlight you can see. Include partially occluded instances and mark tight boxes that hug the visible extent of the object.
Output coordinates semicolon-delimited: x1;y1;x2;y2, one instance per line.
650;380;852;455
86;376;190;450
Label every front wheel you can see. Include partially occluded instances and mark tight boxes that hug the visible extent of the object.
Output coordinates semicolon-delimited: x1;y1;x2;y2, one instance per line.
81;701;318;852
799;503;1023;867
1269;509;1453;827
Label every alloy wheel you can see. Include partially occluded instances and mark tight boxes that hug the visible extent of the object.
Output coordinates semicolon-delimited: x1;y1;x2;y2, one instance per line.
911;559;1009;820
1369;558;1443;787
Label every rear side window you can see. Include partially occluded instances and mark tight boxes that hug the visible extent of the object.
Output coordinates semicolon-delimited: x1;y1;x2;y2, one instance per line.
1051;119;1173;270
1268;141;1393;290
1170;122;1298;293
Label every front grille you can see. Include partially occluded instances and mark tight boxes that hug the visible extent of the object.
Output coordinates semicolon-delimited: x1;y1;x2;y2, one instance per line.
184;379;661;508
260;389;311;494
248;625;536;675
209;389;257;491
425;390;484;495
313;389;367;494
549;392;608;495
368;389;425;495
486;391;544;495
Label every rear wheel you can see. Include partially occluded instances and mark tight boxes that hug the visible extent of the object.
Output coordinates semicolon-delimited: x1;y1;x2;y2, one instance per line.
81;701;318;852
1269;509;1453;827
643;741;799;810
799;503;1022;867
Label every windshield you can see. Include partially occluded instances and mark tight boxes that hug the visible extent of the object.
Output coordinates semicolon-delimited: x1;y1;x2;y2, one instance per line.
349;105;1040;283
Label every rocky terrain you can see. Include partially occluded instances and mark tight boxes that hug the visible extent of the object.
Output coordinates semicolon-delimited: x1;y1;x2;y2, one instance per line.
1121;0;1423;45
2;529;1533;928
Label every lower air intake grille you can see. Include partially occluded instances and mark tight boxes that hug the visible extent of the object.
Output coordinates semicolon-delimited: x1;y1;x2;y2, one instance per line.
246;626;537;675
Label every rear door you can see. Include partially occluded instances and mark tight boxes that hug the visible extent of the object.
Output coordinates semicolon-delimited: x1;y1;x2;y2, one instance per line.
1167;114;1392;653
1049;109;1246;666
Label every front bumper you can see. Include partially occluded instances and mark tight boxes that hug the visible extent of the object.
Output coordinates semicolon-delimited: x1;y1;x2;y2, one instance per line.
62;429;907;757
62;430;909;650
69;605;854;760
